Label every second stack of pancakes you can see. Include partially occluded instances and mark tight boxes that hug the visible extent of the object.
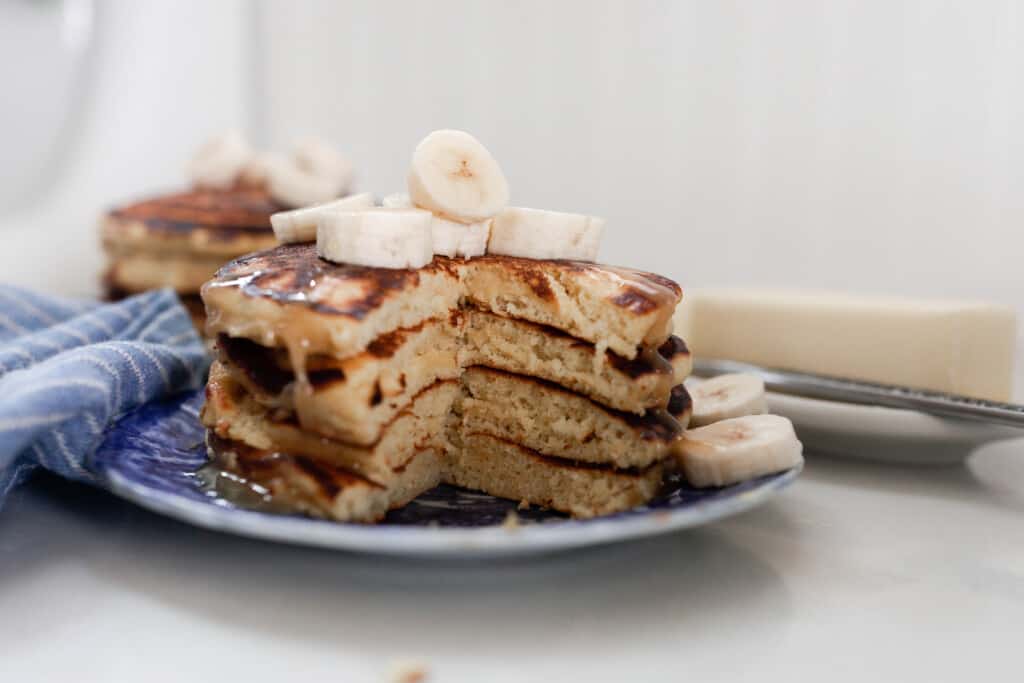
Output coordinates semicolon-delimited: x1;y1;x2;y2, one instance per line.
101;188;280;327
201;243;692;521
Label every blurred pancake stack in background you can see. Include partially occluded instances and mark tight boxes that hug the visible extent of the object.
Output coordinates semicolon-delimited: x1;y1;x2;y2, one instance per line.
100;131;356;328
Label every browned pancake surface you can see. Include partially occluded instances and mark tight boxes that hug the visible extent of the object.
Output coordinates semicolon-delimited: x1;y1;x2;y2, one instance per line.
108;188;281;241
464;254;681;315
209;242;460;319
207;243;680;341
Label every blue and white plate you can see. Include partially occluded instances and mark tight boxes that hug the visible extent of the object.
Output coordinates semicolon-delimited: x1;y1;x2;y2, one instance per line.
90;391;801;558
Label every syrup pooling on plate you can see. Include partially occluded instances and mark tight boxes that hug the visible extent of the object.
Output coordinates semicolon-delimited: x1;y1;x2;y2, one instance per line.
196;461;298;515
201;433;386;517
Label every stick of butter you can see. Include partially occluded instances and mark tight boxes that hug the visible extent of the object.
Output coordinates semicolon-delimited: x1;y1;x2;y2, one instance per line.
675;289;1017;402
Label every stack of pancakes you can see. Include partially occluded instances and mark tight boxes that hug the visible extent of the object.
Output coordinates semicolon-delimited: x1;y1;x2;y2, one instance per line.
101;188;280;326
200;243;692;521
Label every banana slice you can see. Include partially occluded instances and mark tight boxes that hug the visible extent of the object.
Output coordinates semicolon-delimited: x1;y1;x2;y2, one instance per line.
293;137;354;195
689;373;767;427
488;207;604;261
432;216;491;258
188;129;252;189
381;192;412;208
407;129;509;223
270;192;376;244
238;152;277;189
674;414;803;488
381;191;489;257
267;159;344;209
316;208;433;269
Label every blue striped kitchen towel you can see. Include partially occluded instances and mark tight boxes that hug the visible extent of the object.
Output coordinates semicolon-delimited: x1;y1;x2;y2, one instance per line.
0;285;209;507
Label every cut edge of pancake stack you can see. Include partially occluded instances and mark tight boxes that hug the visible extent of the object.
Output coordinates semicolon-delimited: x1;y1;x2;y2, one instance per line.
100;131;362;329
198;129;804;523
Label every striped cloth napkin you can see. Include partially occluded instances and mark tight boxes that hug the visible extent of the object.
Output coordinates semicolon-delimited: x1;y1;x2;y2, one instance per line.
0;285;209;507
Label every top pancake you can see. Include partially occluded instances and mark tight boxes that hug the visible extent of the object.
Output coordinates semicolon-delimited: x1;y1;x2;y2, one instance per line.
102;188;281;259
203;243;681;360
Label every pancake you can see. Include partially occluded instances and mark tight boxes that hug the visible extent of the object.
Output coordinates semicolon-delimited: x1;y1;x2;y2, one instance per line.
209;434;443;523
459;255;680;358
459;367;691;470
103;188;281;258
445;433;665;518
204;371;674;520
105;252;231;295
215;318;462;445
201;362;457;482
203;243;463;364
209;428;664;522
461;310;691;413
202;242;680;363
213;312;690;445
101;188;280;298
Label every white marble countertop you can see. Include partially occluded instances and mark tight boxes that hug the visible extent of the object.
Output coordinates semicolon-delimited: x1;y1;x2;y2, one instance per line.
2;439;1022;682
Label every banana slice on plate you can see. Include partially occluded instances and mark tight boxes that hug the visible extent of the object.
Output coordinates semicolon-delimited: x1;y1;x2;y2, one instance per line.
188;129;252;190
689;373;767;427
674;414;804;488
408;129;509;223
270;192;376;244
317;208;433;269
488;207;604;261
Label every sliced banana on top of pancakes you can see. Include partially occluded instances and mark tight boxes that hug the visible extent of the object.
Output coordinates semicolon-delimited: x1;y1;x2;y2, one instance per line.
270;192;375;244
407;129;510;224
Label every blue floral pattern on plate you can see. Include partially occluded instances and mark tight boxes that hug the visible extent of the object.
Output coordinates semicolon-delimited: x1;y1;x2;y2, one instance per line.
90;390;801;557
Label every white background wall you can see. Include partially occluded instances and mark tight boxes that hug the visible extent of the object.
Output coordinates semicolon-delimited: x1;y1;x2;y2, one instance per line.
258;1;1022;302
0;0;250;294
1;0;1021;390
258;0;1023;393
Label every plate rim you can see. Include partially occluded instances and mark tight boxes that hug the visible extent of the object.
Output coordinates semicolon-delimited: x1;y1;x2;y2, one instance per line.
98;464;802;558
